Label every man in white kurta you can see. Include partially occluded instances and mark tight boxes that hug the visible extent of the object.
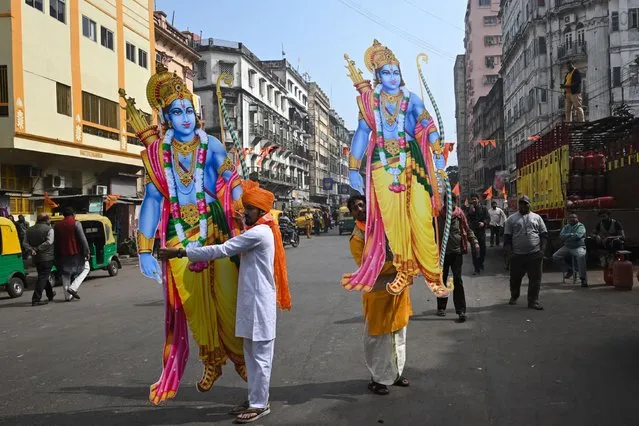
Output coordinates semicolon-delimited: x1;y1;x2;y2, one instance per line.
160;180;291;424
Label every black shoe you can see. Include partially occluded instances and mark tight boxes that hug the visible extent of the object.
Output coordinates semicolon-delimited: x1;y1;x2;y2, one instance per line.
457;313;467;323
581;279;588;288
480;264;485;271
67;289;81;300
436;309;446;317
47;291;56;302
528;301;544;310
472;271;479;276
508;298;517;305
32;300;49;307
564;271;573;279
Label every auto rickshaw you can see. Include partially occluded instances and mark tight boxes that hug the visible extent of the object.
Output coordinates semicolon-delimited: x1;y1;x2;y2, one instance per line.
0;217;27;298
50;214;121;278
270;209;283;225
338;206;355;235
295;208;324;233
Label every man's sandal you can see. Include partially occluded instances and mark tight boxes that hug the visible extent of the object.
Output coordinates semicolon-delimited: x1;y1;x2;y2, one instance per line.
234;406;271;424
229;401;249;415
393;376;410;387
368;381;389;395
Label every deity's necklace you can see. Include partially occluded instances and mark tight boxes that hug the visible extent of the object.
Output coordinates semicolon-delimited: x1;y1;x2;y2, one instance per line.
172;137;199;186
373;85;410;193
381;91;401;125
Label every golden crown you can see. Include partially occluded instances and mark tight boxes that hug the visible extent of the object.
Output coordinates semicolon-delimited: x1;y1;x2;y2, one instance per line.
146;63;194;111
364;39;400;73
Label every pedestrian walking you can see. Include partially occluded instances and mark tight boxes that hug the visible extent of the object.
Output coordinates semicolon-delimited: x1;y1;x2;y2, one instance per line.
305;210;313;239
16;214;29;257
467;193;490;274
488;201;507;247
54;207;90;301
346;194;412;395
552;212;588;287
436;196;479;322
161;181;291;424
24;214;56;306
504;195;548;310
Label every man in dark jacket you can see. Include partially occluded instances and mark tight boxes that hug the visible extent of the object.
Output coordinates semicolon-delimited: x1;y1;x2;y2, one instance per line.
436;196;479;322
25;214;56;306
54;207;90;301
560;61;584;123
466;193;490;274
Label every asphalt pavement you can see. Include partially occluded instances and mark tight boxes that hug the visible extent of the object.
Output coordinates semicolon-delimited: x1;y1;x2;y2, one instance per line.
1;229;639;426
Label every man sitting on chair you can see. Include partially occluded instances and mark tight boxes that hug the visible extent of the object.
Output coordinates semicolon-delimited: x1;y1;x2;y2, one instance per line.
552;212;587;288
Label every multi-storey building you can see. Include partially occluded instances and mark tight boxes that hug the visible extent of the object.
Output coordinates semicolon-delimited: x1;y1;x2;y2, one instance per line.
606;1;639;113
471;78;505;193
501;0;611;180
328;109;350;206
193;39;309;206
153;11;199;94
307;82;332;205
453;54;470;197
463;0;502;191
0;0;154;235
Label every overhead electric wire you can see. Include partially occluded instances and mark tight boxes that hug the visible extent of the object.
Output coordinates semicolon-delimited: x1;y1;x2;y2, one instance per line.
401;0;464;32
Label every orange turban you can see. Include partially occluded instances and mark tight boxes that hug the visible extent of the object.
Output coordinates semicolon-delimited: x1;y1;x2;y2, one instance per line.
241;180;275;212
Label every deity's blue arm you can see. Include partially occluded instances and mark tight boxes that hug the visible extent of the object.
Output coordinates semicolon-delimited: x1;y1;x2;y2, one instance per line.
207;135;243;200
347;119;371;195
409;93;445;170
139;182;162;238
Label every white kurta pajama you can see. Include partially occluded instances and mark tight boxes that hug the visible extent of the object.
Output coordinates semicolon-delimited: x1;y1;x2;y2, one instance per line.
187;224;276;409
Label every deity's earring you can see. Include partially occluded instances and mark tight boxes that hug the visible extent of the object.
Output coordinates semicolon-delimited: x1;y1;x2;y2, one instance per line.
167;121;173;129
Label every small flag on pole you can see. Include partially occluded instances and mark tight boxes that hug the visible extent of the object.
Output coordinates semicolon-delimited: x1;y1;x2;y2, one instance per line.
452;182;460;196
483;186;493;200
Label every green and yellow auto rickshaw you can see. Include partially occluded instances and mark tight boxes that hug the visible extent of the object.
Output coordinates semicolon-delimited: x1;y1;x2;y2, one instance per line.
0;217;27;298
50;214;121;278
338;206;355;235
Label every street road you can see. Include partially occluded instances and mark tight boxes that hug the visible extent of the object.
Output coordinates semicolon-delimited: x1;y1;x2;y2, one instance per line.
1;230;639;425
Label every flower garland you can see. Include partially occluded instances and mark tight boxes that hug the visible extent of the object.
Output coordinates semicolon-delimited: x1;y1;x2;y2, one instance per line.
373;85;410;193
162;128;210;272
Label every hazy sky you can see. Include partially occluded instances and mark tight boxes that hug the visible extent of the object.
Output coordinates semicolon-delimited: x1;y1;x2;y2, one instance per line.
155;0;466;165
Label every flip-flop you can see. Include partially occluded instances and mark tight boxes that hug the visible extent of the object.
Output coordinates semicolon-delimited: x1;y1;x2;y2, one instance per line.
393;376;410;387
229;401;249;415
234;406;271;424
368;381;389;395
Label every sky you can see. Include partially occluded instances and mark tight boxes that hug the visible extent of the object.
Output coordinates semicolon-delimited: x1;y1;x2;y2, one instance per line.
155;0;467;165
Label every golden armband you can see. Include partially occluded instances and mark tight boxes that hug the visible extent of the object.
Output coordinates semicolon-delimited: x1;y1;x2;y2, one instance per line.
137;231;155;254
233;198;244;212
217;157;234;175
417;109;432;122
431;138;443;155
348;155;362;170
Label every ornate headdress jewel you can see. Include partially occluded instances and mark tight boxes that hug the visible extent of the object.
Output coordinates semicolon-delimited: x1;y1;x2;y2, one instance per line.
364;39;400;73
146;63;194;111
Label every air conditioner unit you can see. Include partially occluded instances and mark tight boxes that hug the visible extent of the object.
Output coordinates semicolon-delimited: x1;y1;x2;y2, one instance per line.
46;175;65;189
93;185;108;195
564;14;575;24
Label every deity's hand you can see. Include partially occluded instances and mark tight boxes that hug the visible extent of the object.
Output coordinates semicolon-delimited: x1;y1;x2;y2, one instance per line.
349;170;364;195
433;153;445;171
139;253;162;284
231;185;242;201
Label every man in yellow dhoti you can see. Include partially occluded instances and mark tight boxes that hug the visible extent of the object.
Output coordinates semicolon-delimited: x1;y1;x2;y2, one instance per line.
341;40;449;297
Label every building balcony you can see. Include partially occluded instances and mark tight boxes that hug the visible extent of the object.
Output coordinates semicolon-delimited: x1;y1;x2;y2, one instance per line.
557;41;587;62
247;167;296;195
553;0;582;13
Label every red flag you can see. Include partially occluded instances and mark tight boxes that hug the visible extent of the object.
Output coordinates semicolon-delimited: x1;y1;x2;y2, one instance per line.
44;192;59;208
452;182;460;196
443;142;455;164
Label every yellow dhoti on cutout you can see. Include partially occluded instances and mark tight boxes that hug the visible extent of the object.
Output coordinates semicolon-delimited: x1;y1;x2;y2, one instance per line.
371;155;441;292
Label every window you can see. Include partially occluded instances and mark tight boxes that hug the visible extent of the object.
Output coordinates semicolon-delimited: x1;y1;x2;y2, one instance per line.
248;69;256;88
630;8;639;29
613;67;621;87
540;88;547;103
138;49;148;68
564;30;573;48
100;26;114;50
538;36;547;55
126;42;136;62
483;15;499;26
219;61;235;76
56;83;71;116
82;91;119;129
630;65;639;86
612;12;619;31
267;85;273;102
537;0;545;6
287;80;293;91
485;55;500;68
49;0;65;23
25;0;43;11
576;23;585;44
479;0;490;6
196;61;206;79
0;65;7;117
484;35;502;46
259;78;265;96
483;74;499;85
82;16;96;41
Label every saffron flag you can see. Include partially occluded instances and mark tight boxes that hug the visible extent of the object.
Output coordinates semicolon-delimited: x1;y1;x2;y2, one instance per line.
483;186;493;200
443;142;455;164
452;182;460;196
106;194;121;211
44;192;59;208
502;186;507;200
